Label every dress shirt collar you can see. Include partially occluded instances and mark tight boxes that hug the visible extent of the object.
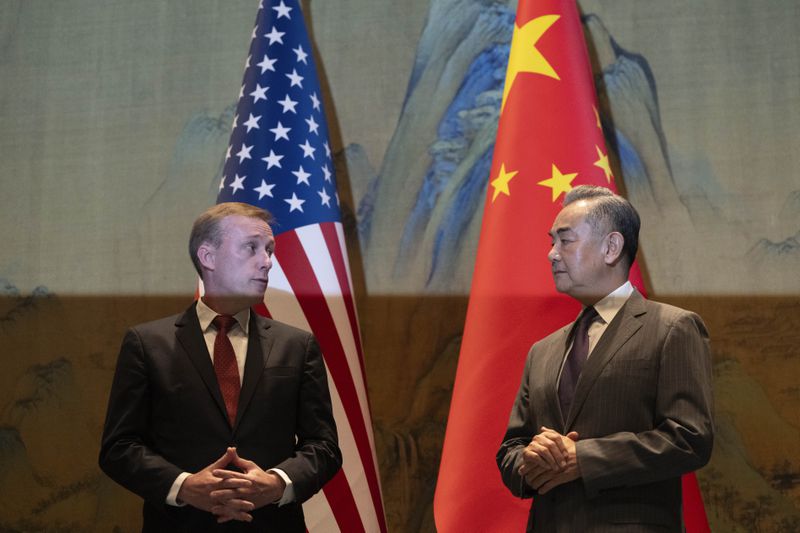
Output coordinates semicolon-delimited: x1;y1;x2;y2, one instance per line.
196;297;250;335
588;280;635;325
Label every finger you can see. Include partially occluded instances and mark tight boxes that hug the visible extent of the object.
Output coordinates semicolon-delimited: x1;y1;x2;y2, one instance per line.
519;462;547;478
526;468;554;490
220;497;255;511
528;440;560;469
566;431;579;441
210;487;256;502
212;469;252;482
537;428;568;453
210;488;236;501
520;448;543;472
538;473;564;494
230;454;258;471
212;505;253;523
534;433;567;468
210;448;236;469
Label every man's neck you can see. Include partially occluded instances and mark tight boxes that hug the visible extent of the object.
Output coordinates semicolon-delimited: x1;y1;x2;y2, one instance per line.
574;277;630;307
200;294;253;316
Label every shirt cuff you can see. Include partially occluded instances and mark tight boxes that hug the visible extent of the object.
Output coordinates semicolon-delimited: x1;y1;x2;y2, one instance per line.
269;468;295;506
166;472;191;506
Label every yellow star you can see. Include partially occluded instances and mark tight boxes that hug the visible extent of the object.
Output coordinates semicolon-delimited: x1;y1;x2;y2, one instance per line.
490;163;519;202
538;164;578;202
593;106;602;130
501;15;561;113
593;145;613;183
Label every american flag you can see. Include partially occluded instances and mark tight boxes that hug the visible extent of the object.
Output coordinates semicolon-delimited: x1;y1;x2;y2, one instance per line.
216;1;386;531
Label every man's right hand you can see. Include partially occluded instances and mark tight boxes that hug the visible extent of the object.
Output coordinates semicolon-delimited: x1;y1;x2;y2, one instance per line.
177;447;256;522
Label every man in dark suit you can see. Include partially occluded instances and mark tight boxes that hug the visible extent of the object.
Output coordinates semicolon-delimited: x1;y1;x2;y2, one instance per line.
497;186;714;532
100;202;341;531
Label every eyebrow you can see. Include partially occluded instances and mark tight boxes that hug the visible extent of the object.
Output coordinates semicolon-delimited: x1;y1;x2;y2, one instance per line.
548;227;574;237
243;233;273;241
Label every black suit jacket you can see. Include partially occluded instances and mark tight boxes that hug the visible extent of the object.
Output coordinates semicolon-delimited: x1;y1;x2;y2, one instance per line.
498;291;714;532
99;303;341;532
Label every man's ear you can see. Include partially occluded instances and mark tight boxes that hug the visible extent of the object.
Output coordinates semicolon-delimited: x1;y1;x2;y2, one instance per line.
604;232;625;265
197;242;216;272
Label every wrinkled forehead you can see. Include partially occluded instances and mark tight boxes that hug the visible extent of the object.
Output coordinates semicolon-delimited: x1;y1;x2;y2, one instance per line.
550;201;591;234
220;214;274;239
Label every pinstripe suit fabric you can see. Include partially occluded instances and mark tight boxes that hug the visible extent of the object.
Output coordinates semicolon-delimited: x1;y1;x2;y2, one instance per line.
498;290;714;532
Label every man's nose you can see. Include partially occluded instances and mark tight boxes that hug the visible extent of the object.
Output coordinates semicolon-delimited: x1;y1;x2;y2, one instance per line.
548;245;559;262
260;251;273;270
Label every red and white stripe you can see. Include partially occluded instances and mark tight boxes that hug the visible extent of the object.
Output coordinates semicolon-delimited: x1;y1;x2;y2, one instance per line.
261;221;386;533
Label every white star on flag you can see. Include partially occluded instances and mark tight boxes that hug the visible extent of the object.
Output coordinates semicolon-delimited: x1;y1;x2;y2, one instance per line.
254;179;275;199
261;149;283;168
293;44;308;64
299;139;315;159
286;69;303;88
256;54;277;73
269;121;291;141
278;94;298;113
236;143;253;162
318;187;331;206
284;192;305;212
250;84;269;103
272;0;292;19
243;114;261;132
264;26;284;45
292;165;311;185
305;115;319;135
230;173;246;194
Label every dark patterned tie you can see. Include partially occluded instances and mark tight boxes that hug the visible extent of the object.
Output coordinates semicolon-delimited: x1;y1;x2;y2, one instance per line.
558;306;599;417
212;315;240;426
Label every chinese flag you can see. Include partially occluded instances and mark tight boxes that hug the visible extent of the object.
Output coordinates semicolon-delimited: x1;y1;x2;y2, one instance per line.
433;1;709;531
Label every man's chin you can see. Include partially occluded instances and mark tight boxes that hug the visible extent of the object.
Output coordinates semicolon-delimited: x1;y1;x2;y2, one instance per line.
552;278;571;294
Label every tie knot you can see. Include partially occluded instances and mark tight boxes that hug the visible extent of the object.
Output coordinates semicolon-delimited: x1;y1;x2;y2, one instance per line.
581;306;599;323
213;314;237;334
573;306;598;335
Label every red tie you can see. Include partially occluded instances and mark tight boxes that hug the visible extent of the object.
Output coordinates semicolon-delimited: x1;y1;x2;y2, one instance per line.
212;315;240;425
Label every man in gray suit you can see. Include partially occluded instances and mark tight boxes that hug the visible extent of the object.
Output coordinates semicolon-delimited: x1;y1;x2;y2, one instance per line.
497;186;713;532
100;202;341;531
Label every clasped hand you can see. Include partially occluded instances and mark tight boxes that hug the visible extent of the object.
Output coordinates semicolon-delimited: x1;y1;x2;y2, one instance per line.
177;447;286;523
518;426;580;494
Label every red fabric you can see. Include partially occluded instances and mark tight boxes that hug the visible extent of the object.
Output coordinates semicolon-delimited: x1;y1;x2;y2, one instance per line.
212;314;240;426
433;0;707;531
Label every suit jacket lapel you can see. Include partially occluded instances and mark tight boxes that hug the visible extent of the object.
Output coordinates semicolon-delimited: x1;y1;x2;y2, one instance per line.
174;303;229;424
234;312;275;430
565;290;647;429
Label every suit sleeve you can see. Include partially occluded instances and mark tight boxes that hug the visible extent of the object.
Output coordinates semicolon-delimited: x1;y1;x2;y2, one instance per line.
98;328;183;507
576;311;714;497
272;334;342;502
497;348;537;499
